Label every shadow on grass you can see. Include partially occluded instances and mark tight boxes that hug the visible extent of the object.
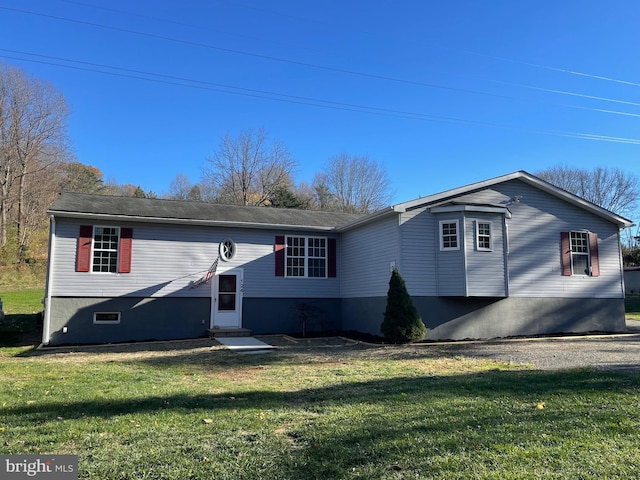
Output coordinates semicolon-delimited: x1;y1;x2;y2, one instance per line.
2;368;637;421
0;313;41;347
3;368;640;477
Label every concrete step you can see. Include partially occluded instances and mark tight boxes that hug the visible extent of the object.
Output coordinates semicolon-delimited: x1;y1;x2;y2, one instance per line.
208;328;252;338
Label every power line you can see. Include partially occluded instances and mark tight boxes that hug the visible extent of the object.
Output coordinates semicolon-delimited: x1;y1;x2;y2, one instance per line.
3;50;640;145
4;46;640;120
222;0;640;90
3;5;639;112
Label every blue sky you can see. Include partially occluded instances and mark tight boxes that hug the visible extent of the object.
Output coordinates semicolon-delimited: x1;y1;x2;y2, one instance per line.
1;1;639;221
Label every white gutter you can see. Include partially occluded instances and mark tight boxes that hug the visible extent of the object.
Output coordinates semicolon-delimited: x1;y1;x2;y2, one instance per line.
42;215;56;346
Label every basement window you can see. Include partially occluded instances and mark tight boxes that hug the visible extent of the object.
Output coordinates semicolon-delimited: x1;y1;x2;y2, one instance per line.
93;312;121;324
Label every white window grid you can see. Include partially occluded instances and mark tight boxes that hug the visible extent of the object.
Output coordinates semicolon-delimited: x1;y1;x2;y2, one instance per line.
570;231;590;275
92;226;120;273
476;221;492;251
439;220;459;251
285;236;327;278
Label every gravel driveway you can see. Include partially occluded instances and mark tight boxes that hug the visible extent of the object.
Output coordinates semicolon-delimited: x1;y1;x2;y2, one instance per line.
442;320;640;372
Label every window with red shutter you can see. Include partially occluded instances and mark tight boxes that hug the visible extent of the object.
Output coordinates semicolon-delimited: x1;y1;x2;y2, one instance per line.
76;225;93;272
118;228;133;274
76;226;133;274
561;231;599;277
275;236;285;277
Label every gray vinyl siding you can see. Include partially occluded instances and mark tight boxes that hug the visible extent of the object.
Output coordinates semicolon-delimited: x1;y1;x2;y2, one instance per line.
398;208;437;296
434;213;466;296
460;180;625;298
465;214;507;297
340;215;400;298
51;218;340;299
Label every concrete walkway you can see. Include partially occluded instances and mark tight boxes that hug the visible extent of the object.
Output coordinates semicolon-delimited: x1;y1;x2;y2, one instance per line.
214;336;277;353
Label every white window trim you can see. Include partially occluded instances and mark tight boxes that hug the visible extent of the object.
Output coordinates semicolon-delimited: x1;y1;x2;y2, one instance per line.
570;231;591;276
219;238;236;262
285;235;328;278
475;220;493;251
93;312;121;324
439;220;460;251
91;225;121;274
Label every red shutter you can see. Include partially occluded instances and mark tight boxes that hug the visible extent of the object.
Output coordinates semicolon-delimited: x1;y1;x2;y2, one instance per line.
589;232;600;277
118;228;133;274
328;238;337;278
560;232;572;276
76;225;93;272
275;235;285;277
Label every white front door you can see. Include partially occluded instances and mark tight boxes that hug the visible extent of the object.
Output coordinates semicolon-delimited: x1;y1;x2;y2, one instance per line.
211;268;243;329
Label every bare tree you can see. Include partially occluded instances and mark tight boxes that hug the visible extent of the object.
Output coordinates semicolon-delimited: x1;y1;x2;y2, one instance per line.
168;173;193;200
536;165;639;218
166;174;204;201
202;127;297;206
311;173;336;211
0;64;71;258
317;153;393;213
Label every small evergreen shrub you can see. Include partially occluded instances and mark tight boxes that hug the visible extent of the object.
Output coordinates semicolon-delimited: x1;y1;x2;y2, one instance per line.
381;268;426;343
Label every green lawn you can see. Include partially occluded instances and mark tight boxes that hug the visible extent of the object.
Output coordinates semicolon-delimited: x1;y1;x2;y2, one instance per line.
1;340;640;479
2;291;640;478
0;289;44;346
626;295;640;321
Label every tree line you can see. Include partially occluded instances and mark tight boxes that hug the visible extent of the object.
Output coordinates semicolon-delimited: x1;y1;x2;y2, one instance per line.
1;62;639;265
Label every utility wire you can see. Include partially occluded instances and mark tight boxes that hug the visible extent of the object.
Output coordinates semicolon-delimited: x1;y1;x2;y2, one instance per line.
3;5;639;112
4;47;640;120
3;51;640;145
222;0;640;90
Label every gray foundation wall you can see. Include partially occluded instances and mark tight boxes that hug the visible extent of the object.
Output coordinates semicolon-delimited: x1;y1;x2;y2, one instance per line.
342;296;626;340
47;294;626;346
46;296;342;345
47;297;211;346
243;298;341;335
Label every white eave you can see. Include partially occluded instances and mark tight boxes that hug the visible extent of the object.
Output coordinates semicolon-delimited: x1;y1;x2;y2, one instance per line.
430;204;512;218
394;170;634;228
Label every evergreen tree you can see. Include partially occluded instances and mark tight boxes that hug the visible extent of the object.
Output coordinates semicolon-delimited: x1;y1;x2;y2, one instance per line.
381;268;426;343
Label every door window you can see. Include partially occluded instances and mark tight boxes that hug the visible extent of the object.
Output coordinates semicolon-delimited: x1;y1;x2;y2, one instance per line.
218;274;237;311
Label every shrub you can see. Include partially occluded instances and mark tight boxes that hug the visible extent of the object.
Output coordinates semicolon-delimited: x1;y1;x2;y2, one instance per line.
381;268;426;343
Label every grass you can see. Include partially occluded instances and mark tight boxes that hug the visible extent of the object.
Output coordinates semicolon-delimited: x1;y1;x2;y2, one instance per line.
0;289;44;346
2;290;640;478
626;295;640;321
1;339;640;479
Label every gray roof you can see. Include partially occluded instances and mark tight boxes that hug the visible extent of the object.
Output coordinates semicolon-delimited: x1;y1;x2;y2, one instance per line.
48;192;364;231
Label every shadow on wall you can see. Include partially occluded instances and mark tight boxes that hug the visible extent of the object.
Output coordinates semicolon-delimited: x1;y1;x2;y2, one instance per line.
47;281;211;346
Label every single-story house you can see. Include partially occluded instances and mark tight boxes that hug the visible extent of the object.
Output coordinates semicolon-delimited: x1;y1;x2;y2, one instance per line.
42;170;634;346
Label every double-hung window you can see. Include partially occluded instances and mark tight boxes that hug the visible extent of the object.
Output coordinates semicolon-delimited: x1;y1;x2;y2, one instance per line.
570;231;590;275
93;227;120;273
285;236;327;278
439;220;459;251
561;231;600;277
476;221;492;251
76;225;133;274
275;236;336;278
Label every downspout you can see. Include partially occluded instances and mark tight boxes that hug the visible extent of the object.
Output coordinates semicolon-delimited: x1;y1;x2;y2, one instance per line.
618;227;627;297
504;215;510;297
462;214;468;297
42;215;55;346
